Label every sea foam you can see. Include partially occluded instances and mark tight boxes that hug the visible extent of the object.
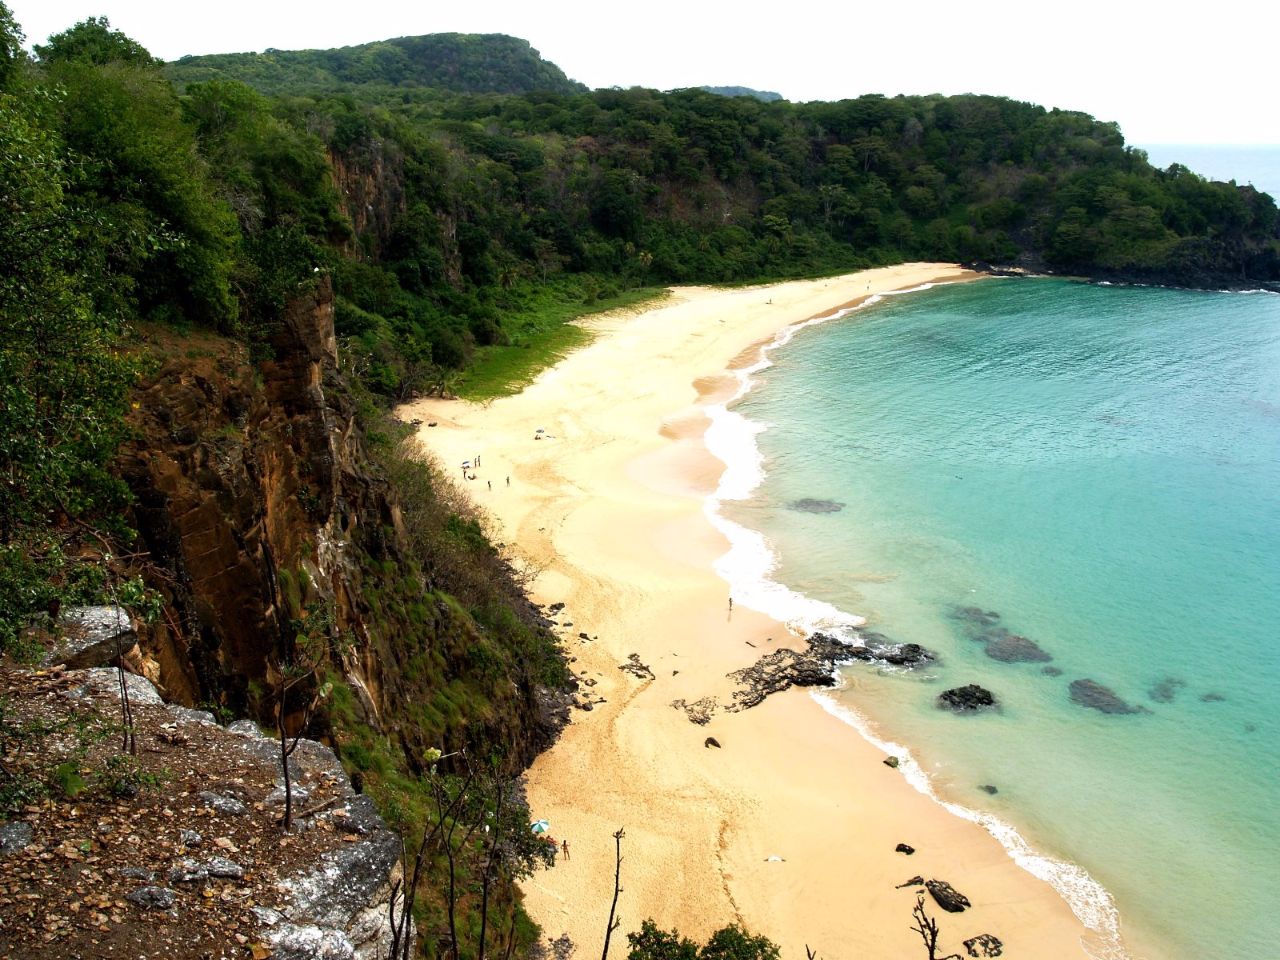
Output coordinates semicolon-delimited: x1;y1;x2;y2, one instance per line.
700;280;1129;958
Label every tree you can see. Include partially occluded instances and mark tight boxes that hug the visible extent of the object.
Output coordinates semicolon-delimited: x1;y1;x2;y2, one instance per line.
0;2;25;88
0;79;141;652
34;16;161;68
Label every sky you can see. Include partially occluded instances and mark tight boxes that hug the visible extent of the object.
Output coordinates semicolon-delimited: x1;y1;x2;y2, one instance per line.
8;0;1279;145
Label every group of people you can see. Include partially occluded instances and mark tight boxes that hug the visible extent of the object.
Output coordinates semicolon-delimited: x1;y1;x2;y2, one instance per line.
460;454;511;491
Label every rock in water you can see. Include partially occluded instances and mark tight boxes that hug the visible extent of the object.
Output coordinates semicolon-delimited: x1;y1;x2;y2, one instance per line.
787;498;845;514
1148;675;1185;703
925;878;971;913
983;633;1052;663
883;756;900;769
1068;679;1148;714
978;784;999;795
937;684;997;711
964;933;1004;957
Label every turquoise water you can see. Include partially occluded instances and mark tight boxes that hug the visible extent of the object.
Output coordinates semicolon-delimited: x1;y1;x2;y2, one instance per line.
719;279;1280;959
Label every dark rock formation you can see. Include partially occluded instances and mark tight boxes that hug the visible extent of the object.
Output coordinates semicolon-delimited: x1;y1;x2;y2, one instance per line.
1069;679;1149;715
704;737;721;749
619;654;655;681
895;843;915;855
983;632;1052;663
725;633;932;711
1201;692;1226;702
964;933;1004;957
787;498;845;514
979;784;999;795
925;878;971;913
125;886;177;910
883;756;900;769
1041;665;1063;677
938;685;997;711
895;875;925;889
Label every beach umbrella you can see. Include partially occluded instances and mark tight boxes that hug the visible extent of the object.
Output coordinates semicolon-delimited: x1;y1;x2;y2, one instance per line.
530;819;550;834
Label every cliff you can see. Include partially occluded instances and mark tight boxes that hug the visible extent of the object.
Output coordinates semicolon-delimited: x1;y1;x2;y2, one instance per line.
115;276;565;769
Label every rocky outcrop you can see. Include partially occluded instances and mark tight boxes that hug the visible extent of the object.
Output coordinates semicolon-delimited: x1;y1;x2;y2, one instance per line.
39;605;138;670
937;685;998;711
115;278;565;769
925;878;971;913
1;665;409;959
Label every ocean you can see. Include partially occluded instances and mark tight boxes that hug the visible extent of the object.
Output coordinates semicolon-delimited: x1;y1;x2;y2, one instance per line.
705;278;1280;959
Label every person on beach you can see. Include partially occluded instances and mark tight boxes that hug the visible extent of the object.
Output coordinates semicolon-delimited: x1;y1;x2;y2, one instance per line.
561;839;570;861
506;476;510;487
487;480;492;491
728;596;733;612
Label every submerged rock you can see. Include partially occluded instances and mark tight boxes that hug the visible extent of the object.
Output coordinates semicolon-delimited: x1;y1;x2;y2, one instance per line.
1041;665;1063;677
1201;692;1227;702
925;878;971;913
1069;679;1148;715
1148;676;1186;703
951;606;1002;628
983;633;1052;663
979;784;999;795
787;498;845;514
938;685;998;711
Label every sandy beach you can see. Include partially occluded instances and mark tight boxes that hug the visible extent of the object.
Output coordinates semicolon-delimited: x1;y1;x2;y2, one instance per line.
401;264;1110;959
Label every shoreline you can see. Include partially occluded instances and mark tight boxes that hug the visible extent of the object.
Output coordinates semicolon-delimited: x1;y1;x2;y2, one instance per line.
400;265;1122;959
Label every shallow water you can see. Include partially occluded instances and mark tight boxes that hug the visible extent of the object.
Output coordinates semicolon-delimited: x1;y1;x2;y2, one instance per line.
716;278;1280;959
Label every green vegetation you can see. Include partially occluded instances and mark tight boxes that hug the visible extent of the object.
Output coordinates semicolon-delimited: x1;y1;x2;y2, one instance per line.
167;33;586;97
627;921;781;960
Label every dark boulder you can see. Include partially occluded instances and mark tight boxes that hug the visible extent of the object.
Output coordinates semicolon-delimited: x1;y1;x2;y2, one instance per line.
964;933;1004;957
883;756;900;769
895;843;915;855
938;685;997;711
978;784;998;795
126;886;177;910
983;633;1052;663
925;878;971;913
1069;679;1148;715
704;737;721;749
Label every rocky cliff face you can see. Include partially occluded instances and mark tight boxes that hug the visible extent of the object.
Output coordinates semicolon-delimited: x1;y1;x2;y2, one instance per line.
116;277;564;771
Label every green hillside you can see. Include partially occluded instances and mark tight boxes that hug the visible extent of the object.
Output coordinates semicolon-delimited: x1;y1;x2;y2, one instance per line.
165;32;587;96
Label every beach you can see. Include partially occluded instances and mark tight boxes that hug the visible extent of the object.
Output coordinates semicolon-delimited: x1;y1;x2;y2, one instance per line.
400;264;1110;959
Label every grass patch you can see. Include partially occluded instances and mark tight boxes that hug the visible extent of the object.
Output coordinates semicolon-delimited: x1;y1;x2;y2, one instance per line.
459;280;667;401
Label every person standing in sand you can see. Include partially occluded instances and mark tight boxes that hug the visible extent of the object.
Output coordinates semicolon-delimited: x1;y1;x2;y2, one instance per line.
561;839;570;861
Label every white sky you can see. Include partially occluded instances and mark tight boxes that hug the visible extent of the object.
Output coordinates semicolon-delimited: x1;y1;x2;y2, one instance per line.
9;0;1279;145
